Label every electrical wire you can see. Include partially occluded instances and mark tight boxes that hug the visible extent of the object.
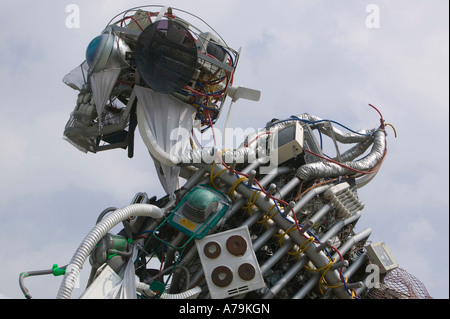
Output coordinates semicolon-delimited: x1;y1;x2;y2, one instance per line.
304;144;387;176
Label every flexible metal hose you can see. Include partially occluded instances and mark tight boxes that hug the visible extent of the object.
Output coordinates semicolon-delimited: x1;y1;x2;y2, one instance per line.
56;204;163;299
296;130;386;181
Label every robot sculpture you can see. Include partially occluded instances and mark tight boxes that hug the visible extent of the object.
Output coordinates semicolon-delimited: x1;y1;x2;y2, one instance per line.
19;5;431;300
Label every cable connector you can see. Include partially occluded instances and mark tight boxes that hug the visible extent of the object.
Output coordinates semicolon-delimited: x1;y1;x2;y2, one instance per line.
52;264;67;277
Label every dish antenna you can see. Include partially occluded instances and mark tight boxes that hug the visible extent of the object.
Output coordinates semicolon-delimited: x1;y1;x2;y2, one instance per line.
135;19;198;94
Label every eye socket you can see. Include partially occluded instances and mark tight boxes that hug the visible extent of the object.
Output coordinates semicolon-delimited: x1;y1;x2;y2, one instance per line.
86;33;129;73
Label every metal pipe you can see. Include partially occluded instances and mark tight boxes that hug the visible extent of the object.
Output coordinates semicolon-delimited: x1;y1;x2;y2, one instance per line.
242;176;300;228
332;228;372;260
262;256;309;299
296;130;386;181
292;185;331;214
208;163;351;299
222;166;293;223
260;239;295;275
292;273;320;299
320;211;362;244
344;253;368;279
307;204;332;226
171;166;292;292
295;113;376;144
277;177;300;198
163;232;188;271
252;223;278;251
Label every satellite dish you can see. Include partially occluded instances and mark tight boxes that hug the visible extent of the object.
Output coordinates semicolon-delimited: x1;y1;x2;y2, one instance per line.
227;86;261;102
135;19;198;94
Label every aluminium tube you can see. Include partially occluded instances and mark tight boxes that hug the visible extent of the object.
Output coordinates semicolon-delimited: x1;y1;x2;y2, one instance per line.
344;252;368;279
334;137;374;163
306;204;332;226
295;113;375;144
296;130;386;182
292;273;321;299
319;211;362;244
242;174;299;228
56;204;164;299
331;228;372;261
252;223;279;251
209;163;351;299
320;229;371;299
260;239;295;275
265;114;374;145
323;252;369;299
163;232;188;271
222;166;293;223
292;185;331;214
262;256;309;299
248;179;322;266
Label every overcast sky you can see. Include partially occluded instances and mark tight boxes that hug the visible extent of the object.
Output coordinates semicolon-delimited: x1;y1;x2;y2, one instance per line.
0;0;448;299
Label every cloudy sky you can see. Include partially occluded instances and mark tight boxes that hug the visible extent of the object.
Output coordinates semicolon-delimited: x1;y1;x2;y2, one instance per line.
0;0;448;299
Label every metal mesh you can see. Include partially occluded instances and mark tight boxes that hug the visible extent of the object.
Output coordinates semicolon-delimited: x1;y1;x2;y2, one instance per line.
367;267;432;299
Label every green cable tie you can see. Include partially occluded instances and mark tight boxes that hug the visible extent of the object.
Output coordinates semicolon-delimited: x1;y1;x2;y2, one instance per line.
52;264;66;277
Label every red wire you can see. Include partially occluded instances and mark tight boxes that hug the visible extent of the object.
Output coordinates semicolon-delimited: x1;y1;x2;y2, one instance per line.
305;146;387;175
244;132;271;147
368;103;385;129
207;115;363;296
206;119;356;292
120;16;144;31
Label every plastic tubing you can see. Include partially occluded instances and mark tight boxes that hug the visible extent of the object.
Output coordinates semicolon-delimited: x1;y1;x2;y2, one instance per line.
161;286;202;299
56;204;164;299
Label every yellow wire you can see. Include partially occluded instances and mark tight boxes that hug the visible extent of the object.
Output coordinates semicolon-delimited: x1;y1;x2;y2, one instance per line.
210;149;229;188
277;226;298;246
228;176;248;202
244;190;261;216
288;236;315;259
257;205;278;229
385;123;397;138
318;259;338;295
210;168;227;189
304;258;334;272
